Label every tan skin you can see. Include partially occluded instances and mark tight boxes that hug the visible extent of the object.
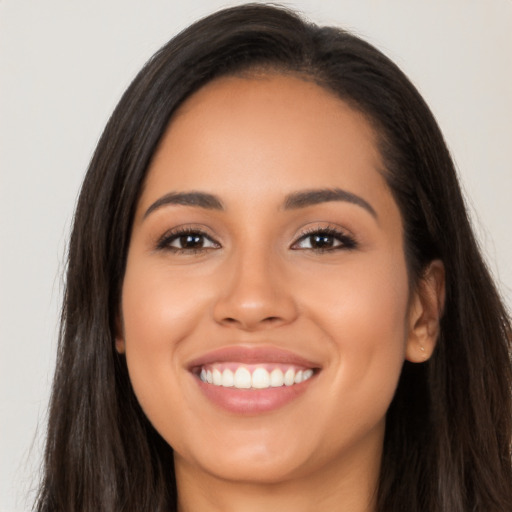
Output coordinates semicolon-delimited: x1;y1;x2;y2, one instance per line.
116;74;445;512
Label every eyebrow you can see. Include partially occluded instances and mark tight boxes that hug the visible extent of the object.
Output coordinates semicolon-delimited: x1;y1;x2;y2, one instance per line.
144;191;224;219
143;187;377;219
283;188;377;218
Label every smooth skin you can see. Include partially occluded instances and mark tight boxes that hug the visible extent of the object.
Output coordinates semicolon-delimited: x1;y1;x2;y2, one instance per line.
116;73;445;512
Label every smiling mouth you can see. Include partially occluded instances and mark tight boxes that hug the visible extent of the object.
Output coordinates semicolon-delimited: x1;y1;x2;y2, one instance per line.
188;346;320;413
196;364;315;390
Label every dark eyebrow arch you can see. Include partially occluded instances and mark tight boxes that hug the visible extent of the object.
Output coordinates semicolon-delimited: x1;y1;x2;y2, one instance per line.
144;191;224;219
283;188;377;218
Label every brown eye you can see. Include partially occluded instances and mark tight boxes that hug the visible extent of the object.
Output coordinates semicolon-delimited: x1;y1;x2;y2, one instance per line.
292;229;357;252
157;229;220;252
309;234;336;249
177;234;207;249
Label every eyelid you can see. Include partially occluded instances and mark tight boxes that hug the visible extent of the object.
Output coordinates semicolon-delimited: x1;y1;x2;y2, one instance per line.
153;222;357;254
290;224;358;251
155;225;221;252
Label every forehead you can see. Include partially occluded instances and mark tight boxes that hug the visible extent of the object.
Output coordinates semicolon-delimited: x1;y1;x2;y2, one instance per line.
140;73;392;217
168;72;380;161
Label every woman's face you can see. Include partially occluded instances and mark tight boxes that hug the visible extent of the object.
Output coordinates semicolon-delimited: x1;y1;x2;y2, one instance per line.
118;74;425;485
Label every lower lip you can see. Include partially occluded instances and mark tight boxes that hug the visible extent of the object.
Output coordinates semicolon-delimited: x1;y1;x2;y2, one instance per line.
194;375;315;414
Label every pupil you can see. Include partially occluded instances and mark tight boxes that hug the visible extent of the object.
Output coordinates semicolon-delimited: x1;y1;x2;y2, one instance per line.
180;234;203;248
312;234;333;248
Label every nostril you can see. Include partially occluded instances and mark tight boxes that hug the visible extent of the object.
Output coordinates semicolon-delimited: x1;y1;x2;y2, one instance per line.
220;315;284;329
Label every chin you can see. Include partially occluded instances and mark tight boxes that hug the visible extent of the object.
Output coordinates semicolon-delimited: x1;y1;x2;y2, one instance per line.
170;421;321;484
182;449;313;485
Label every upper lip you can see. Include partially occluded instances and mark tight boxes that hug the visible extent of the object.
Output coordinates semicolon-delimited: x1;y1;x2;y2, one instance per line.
187;345;321;371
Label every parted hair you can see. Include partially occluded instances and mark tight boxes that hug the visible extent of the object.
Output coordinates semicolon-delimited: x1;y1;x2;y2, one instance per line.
36;4;512;511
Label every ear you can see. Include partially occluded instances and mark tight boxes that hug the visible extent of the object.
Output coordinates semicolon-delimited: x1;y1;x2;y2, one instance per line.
405;259;445;363
114;315;126;354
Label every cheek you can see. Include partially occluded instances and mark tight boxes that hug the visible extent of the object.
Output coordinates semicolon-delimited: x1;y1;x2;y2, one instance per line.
298;251;410;410
119;259;212;418
121;249;224;339
303;246;409;337
122;264;201;351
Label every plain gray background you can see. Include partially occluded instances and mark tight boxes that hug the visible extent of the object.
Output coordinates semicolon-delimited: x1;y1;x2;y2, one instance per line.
1;1;511;510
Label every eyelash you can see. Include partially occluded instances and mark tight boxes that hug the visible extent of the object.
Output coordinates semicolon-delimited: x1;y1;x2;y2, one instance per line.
156;226;357;254
291;226;357;252
156;227;220;254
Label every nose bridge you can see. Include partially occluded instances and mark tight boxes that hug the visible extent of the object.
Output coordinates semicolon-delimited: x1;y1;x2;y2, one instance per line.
213;235;297;329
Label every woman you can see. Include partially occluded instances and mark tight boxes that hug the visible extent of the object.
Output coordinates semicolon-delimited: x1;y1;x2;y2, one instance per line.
35;4;512;511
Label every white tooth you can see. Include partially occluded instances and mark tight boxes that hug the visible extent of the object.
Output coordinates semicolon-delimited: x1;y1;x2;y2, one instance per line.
303;369;314;381
222;369;234;387
284;368;295;386
200;368;207;382
206;370;213;384
270;368;284;387
212;368;222;386
294;370;304;384
234;367;252;389
252;368;270;389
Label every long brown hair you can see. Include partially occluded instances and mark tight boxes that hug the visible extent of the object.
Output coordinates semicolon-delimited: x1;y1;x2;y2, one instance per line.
36;4;512;511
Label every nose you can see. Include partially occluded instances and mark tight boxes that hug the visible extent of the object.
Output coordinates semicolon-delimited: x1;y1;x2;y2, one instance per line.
212;246;299;331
